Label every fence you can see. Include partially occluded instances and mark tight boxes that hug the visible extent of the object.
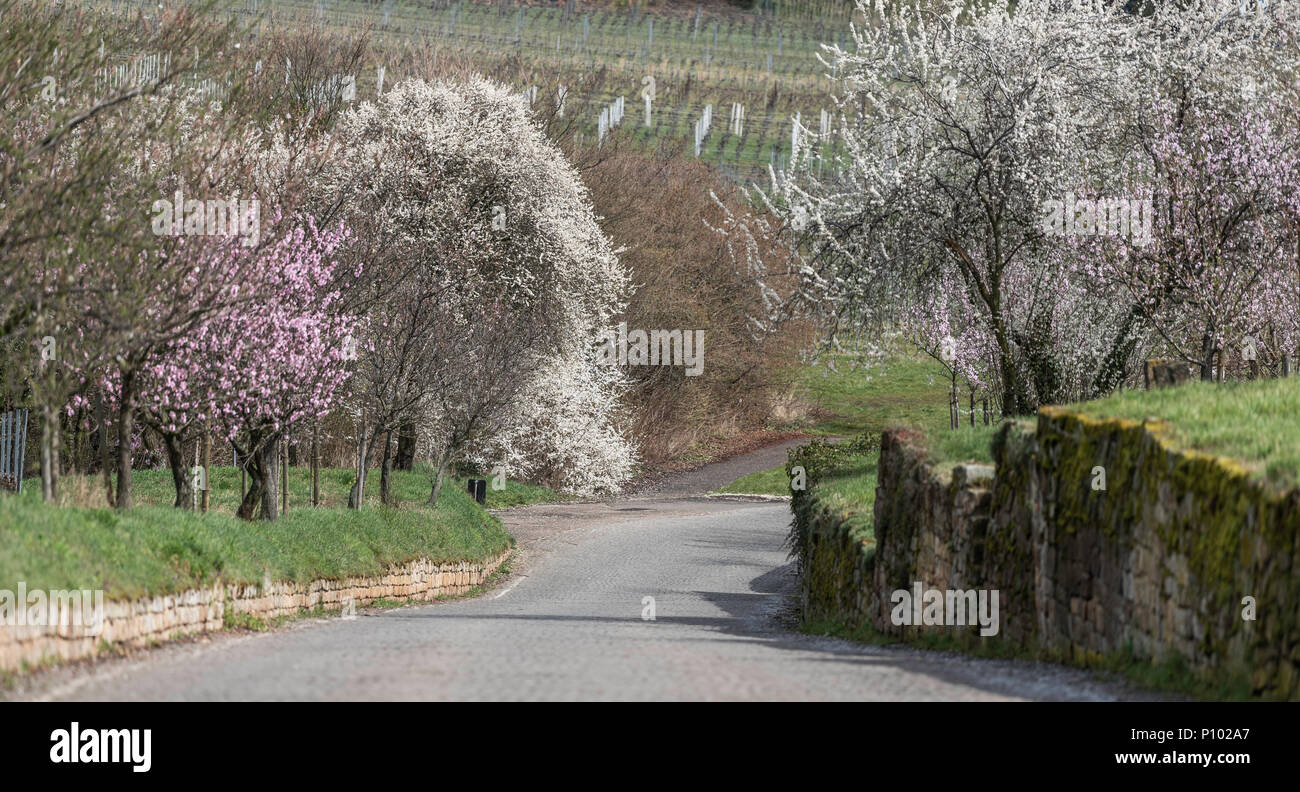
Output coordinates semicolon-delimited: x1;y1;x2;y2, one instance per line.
1;409;30;494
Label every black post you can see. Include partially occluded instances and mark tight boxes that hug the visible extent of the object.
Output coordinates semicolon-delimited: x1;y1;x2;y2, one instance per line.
467;478;486;505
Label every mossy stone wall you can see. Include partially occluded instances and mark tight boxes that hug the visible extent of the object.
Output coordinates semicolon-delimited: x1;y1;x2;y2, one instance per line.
795;412;1300;699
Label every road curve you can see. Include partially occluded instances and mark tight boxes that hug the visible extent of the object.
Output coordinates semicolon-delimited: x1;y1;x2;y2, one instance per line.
22;496;1159;701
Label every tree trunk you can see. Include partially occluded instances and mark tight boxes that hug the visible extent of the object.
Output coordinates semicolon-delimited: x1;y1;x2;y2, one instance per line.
115;368;136;511
236;458;263;520
236;429;281;521
1197;326;1218;382
310;422;320;507
40;402;59;502
395;420;417;471
280;434;289;516
236;438;246;503
426;447;451;507
1090;308;1142;398
162;431;193;509
261;434;280;521
380;430;393;505
96;396;114;507
992;322;1030;416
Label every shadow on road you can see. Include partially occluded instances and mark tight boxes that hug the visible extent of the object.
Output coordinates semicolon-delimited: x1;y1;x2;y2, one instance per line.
381;558;1160;701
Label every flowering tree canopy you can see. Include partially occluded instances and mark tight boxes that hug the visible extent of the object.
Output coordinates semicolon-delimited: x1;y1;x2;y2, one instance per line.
734;0;1300;414
282;77;634;503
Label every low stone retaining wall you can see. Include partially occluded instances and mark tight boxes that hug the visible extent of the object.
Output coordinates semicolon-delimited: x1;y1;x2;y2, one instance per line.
0;549;510;673
796;412;1300;699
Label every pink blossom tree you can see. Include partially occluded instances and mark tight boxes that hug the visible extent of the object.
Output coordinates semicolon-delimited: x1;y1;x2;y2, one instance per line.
1080;100;1300;380
71;218;355;519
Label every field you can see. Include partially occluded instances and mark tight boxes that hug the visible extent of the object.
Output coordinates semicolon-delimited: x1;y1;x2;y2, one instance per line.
798;353;954;438
90;0;858;182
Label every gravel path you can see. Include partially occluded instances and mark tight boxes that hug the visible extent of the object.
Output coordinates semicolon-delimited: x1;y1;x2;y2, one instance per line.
20;496;1160;701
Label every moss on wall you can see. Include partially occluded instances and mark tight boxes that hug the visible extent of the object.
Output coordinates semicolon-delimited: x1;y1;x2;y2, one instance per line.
793;411;1300;700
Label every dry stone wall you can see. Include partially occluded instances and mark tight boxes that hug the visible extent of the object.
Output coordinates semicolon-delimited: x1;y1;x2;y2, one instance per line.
796;412;1300;699
0;549;510;673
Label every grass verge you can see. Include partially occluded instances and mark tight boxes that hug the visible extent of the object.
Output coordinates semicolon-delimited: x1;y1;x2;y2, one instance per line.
717;354;955;496
1071;376;1300;489
711;465;791;496
1;467;514;599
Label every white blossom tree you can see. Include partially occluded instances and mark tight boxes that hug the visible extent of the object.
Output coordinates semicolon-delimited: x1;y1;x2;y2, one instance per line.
284;77;634;502
734;0;1300;414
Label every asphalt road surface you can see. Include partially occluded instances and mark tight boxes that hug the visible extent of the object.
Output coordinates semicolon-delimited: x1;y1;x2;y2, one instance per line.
20;484;1160;701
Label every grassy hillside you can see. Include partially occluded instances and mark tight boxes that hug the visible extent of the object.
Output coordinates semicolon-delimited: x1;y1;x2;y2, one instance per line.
0;485;511;600
82;0;858;182
773;375;1300;545
799;354;955;438
715;353;973;495
0;465;551;598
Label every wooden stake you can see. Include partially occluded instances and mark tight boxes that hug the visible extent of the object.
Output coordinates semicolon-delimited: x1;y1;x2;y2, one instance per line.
355;412;365;507
949;376;958;430
193;439;199;511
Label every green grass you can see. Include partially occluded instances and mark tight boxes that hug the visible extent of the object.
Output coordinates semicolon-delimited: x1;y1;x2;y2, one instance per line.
0;467;516;599
915;422;1003;478
223;611;270;632
785;423;1001;537
712;464;791;496
43;463;563;513
1072;377;1300;488
795;352;1300;488
801;447;879;546
799;353;954;437
717;353;964;496
777;348;1002;543
477;477;570;509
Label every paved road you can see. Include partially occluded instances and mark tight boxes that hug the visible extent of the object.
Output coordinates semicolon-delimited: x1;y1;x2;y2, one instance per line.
22;494;1158;701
